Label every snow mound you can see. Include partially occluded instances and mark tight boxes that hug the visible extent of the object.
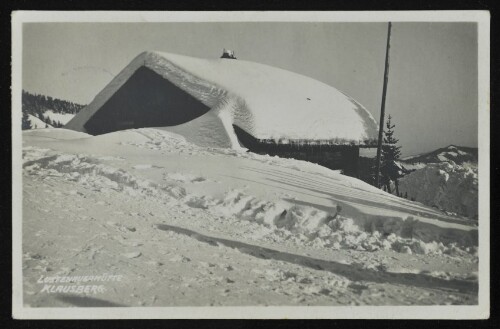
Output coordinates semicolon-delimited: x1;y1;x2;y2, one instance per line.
23;128;90;140
398;162;478;219
66;51;378;148
157;110;234;149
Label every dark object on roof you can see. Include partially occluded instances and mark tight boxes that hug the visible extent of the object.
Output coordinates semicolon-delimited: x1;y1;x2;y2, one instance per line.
221;48;237;59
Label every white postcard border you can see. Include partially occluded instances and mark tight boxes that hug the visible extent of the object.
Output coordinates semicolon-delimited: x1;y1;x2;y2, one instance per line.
11;10;490;319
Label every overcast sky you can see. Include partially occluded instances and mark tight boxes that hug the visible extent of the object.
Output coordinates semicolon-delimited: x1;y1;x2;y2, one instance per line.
22;22;478;156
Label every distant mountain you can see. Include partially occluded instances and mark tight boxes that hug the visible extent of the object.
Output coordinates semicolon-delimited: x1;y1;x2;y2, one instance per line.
22;90;86;129
399;145;478;171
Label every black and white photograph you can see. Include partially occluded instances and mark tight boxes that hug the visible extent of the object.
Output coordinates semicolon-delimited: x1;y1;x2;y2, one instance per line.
11;11;490;319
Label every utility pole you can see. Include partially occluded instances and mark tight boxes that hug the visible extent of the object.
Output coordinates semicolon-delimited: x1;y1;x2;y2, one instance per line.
375;22;392;188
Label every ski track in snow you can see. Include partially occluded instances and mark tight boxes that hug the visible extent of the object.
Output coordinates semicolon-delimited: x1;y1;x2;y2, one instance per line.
22;128;478;307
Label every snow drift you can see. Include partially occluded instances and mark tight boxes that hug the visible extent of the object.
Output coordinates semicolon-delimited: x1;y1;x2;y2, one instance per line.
66;51;378;149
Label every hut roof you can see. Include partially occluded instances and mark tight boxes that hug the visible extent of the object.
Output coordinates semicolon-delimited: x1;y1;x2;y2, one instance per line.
66;51;378;148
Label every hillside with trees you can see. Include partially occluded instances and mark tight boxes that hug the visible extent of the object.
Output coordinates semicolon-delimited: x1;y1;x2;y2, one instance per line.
22;90;86;129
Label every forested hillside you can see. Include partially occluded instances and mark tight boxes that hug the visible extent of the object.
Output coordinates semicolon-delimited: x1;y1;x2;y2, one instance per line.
22;90;85;129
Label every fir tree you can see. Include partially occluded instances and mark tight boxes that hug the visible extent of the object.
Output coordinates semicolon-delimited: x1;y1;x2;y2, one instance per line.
22;112;31;130
368;159;378;186
380;115;402;195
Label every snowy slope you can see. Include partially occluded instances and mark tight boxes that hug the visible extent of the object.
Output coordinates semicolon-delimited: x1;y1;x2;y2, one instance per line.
44;110;75;125
24;128;477;246
23;112;74;131
21;128;479;307
66;51;378;148
27;114;53;129
22;128;479;307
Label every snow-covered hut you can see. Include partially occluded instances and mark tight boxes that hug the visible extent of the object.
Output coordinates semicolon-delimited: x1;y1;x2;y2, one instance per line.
65;51;378;176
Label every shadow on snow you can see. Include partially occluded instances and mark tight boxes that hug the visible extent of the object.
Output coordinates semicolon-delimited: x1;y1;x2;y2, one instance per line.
156;223;477;295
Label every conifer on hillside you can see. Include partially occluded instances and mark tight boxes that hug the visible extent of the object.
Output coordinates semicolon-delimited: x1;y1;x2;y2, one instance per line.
380;115;402;195
22;112;32;130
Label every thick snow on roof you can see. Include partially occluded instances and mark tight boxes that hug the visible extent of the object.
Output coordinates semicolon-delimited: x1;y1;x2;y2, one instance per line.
66;51;378;146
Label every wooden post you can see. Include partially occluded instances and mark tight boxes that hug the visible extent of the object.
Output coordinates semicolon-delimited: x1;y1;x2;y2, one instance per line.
375;22;392;188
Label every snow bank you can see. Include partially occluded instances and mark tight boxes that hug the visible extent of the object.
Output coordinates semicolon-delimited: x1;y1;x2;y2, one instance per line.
398;162;478;219
66;51;378;148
